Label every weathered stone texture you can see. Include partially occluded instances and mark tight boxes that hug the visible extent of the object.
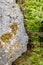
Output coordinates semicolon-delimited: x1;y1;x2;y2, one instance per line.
0;0;28;65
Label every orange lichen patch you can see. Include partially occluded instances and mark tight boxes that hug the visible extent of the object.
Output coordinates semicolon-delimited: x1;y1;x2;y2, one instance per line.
10;22;18;35
14;42;20;47
0;42;3;48
10;22;18;30
12;30;16;35
1;32;12;42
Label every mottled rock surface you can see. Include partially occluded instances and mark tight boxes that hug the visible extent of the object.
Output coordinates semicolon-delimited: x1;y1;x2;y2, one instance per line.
0;0;28;65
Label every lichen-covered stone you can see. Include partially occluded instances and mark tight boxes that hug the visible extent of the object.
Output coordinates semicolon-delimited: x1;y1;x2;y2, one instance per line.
0;0;28;65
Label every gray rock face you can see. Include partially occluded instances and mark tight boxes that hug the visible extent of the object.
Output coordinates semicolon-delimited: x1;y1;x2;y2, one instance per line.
0;0;28;65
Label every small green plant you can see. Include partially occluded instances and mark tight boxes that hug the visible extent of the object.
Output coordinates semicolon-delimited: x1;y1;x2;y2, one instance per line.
19;0;43;43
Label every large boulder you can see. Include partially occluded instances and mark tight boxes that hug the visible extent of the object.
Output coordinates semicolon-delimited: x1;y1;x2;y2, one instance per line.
0;0;28;65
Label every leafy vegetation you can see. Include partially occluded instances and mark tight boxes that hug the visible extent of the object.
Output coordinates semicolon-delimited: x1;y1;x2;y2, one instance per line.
19;0;43;42
13;47;43;65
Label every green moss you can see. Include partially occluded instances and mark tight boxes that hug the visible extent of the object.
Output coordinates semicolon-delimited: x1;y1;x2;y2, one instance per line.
18;0;43;42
